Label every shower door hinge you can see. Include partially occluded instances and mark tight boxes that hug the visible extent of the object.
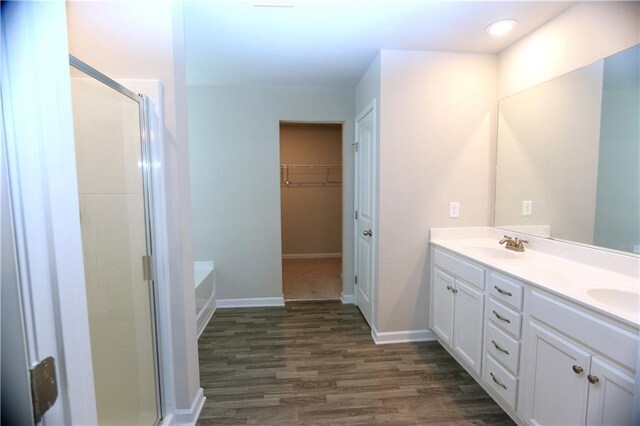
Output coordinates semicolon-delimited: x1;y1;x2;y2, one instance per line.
355;210;358;220
142;255;154;281
355;275;358;284
30;356;58;424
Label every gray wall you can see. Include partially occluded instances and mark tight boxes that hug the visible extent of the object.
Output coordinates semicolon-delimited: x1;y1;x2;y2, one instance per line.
377;50;498;333
188;85;355;300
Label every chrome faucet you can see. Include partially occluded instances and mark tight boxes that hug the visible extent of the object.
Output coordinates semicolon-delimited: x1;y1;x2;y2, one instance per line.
499;235;528;252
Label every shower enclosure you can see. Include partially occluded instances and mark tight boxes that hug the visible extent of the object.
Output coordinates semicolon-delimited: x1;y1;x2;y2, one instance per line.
69;56;161;425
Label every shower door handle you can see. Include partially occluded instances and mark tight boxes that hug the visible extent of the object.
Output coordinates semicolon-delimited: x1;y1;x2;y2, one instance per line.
142;255;153;281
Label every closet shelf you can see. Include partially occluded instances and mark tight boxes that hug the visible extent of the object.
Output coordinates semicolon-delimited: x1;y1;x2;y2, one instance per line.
280;164;342;186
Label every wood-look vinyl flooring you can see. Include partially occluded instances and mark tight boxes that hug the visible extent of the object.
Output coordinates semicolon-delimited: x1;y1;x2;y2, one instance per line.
282;258;342;300
197;301;514;425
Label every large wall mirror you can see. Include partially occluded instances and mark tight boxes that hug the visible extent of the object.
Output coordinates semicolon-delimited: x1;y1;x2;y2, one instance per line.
495;44;639;255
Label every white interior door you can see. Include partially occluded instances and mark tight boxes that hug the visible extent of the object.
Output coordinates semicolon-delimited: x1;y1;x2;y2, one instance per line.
354;101;376;328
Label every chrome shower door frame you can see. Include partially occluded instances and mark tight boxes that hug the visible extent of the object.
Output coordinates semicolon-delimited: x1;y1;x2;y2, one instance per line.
69;54;164;424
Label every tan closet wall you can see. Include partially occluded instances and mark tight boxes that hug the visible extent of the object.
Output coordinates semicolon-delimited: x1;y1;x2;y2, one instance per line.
280;123;342;256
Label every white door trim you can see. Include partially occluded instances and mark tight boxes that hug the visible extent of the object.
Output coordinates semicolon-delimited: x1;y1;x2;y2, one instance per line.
2;3;97;423
354;100;377;330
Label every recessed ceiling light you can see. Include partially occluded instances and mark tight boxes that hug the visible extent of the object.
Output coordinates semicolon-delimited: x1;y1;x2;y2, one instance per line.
486;19;518;36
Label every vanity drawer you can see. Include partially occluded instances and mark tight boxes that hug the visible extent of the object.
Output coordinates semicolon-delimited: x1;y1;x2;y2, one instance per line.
486;322;520;375
433;248;485;290
489;298;522;339
483;354;518;410
489;272;523;311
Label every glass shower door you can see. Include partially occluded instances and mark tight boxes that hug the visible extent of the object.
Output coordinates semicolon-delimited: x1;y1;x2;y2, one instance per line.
69;60;159;425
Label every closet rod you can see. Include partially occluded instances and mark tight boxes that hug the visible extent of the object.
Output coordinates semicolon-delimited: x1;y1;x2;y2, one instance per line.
280;164;341;168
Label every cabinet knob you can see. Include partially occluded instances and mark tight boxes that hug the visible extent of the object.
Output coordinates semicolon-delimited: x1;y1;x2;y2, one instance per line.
588;374;600;384
572;365;583;374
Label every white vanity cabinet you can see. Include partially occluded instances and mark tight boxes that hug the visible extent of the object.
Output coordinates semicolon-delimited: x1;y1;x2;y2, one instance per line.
585;357;636;425
432;248;485;375
520;290;638;426
429;241;638;426
482;272;525;412
524;321;592;425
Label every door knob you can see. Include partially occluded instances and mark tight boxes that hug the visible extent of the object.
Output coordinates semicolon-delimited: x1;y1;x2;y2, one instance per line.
572;365;583;374
587;374;599;384
363;229;372;237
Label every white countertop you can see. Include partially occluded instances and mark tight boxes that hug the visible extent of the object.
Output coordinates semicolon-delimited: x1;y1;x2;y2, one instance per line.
430;227;640;328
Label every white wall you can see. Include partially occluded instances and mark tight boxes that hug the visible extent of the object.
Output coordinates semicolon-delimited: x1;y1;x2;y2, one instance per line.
356;53;381;116
188;85;355;300
377;50;497;333
498;1;640;98
66;1;201;413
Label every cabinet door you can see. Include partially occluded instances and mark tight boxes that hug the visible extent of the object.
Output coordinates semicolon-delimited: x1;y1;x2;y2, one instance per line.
453;279;484;375
586;357;635;425
432;268;455;347
524;321;591;425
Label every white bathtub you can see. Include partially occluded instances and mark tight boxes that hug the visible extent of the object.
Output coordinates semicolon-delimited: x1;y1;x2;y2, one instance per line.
194;261;215;338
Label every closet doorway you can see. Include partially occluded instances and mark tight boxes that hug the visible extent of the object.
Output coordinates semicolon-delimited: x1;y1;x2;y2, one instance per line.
280;122;343;300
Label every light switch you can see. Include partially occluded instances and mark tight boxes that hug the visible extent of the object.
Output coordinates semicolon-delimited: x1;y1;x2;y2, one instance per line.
449;202;460;218
522;200;533;216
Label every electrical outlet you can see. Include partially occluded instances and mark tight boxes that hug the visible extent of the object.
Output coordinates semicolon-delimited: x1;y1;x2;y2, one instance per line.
449;202;460;218
522;200;533;216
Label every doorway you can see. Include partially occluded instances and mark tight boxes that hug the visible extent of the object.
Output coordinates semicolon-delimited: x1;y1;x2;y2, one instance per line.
280;123;343;300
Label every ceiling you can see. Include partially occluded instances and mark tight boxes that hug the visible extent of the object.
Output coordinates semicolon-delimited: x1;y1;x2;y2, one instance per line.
184;1;575;87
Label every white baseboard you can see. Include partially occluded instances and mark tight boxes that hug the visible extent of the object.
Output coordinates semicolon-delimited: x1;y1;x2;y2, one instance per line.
174;387;205;426
282;253;342;259
196;304;216;339
158;413;174;426
341;293;354;304
371;327;435;345
216;296;285;308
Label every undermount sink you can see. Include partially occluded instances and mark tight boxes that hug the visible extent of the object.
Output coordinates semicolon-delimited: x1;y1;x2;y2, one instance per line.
587;288;640;314
464;246;520;259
